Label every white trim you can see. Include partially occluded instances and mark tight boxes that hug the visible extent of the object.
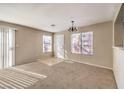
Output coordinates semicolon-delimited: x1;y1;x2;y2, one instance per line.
12;29;16;66
54;34;65;59
66;59;113;70
113;67;119;89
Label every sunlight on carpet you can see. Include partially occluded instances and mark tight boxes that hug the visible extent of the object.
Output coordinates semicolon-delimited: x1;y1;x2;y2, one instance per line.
0;68;47;89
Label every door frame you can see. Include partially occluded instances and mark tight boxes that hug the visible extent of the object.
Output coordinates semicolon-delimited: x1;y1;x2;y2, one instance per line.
54;34;65;59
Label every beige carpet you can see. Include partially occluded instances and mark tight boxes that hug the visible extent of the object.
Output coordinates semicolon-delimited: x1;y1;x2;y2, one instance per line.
12;59;117;89
39;58;64;66
0;67;46;89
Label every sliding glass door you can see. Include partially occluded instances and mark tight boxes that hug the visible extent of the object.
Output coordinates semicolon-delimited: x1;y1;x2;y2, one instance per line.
0;27;15;69
54;34;64;59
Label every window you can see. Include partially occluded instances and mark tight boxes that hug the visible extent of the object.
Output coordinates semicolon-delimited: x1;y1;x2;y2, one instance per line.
71;32;93;55
81;32;93;55
71;33;81;54
43;35;52;53
0;28;15;69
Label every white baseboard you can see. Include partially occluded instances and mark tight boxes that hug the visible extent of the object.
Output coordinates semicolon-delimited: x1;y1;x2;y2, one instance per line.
65;59;113;70
31;58;113;70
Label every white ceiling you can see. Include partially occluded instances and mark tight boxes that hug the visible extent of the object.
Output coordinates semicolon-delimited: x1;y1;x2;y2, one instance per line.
0;3;120;32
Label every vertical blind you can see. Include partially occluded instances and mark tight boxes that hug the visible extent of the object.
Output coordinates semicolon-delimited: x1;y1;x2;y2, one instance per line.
0;27;15;69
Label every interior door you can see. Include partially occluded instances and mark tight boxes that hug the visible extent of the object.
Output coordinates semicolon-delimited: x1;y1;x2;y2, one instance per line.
54;34;64;59
0;27;15;69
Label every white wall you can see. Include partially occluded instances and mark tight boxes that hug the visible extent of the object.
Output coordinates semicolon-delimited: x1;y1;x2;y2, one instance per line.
112;4;124;88
113;47;124;88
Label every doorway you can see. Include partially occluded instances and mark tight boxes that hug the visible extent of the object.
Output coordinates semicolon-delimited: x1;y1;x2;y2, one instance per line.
0;27;15;69
54;34;64;59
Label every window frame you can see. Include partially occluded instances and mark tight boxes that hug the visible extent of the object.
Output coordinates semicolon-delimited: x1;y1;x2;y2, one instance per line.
81;32;93;55
71;31;93;55
71;33;82;54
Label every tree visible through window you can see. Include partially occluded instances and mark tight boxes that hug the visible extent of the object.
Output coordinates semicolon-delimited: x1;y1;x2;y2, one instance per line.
43;35;52;53
81;32;93;55
71;32;93;55
71;33;81;54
